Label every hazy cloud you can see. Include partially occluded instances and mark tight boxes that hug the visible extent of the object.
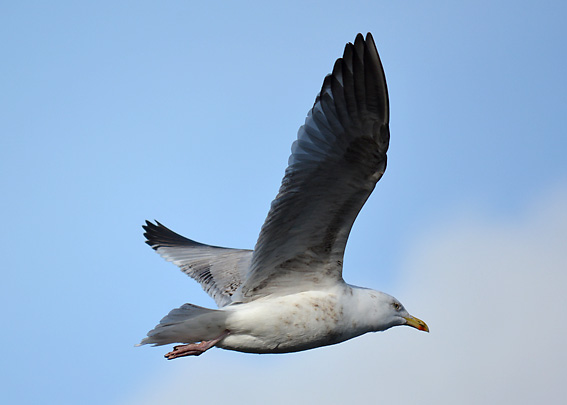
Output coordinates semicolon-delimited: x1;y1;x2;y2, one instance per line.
122;186;567;405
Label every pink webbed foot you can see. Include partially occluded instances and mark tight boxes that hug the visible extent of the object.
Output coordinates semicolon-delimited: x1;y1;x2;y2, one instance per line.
164;331;229;360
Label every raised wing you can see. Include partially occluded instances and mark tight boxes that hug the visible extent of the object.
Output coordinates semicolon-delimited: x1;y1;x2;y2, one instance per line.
241;33;390;299
143;221;252;307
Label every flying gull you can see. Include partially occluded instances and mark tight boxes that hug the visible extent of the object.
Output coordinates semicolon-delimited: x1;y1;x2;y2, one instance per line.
139;33;429;359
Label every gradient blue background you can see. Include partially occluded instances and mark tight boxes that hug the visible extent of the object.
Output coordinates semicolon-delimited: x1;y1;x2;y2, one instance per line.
1;1;566;404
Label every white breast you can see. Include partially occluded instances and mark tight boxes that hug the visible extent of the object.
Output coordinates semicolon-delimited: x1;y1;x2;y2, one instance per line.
217;285;370;354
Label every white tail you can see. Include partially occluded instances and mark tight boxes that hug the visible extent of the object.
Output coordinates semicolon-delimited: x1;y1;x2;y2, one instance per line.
138;303;228;346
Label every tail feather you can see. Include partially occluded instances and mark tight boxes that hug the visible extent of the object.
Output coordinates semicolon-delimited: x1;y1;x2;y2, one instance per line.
138;303;227;346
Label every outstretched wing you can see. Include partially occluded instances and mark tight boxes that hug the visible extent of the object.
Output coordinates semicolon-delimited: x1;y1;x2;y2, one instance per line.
143;221;252;307
241;33;390;299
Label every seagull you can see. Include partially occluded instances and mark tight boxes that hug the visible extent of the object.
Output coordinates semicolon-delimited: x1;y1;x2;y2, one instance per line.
139;33;428;360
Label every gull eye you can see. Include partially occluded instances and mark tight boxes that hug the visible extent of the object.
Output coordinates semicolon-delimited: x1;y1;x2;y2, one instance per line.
392;302;401;311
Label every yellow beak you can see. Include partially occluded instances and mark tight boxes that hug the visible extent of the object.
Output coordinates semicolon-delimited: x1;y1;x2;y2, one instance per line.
404;315;429;332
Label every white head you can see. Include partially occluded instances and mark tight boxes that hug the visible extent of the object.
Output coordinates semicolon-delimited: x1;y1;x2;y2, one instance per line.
354;288;429;333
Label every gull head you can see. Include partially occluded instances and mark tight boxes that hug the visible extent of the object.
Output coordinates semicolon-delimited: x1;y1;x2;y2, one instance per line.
358;289;429;333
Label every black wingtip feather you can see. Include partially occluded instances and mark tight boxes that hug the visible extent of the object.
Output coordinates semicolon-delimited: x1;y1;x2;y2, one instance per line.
365;32;375;48
143;220;206;250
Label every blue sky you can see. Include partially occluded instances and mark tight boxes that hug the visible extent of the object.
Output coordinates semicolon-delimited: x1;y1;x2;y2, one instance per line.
1;1;566;404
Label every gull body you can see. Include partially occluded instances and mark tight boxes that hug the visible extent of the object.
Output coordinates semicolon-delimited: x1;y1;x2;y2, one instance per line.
160;285;417;354
139;33;428;359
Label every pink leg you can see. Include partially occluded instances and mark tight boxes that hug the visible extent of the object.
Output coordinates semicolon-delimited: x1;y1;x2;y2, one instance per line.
164;331;230;360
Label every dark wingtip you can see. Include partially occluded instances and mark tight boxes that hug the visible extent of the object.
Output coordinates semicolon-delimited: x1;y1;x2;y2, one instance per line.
142;220;203;250
143;220;162;250
354;33;365;50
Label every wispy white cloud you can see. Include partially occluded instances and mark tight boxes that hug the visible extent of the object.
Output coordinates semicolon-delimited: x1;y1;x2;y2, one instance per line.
122;185;567;405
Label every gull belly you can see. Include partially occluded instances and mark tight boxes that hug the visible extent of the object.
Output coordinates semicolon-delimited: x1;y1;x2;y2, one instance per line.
219;285;367;354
